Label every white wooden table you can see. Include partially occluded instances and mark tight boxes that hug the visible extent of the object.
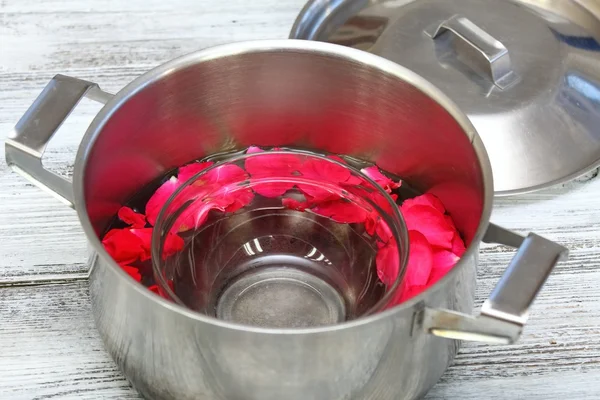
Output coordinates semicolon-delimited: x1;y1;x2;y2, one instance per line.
1;1;599;398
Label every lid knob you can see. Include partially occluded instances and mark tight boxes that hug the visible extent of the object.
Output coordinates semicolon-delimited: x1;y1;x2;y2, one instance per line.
425;15;519;90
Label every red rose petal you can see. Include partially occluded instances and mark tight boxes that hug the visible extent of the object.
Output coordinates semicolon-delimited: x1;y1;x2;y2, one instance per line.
361;166;401;192
400;204;455;249
404;230;433;287
117;206;146;228
128;228;184;260
102;229;146;265
311;200;368;224
402;193;445;214
122;265;142;282
148;284;160;295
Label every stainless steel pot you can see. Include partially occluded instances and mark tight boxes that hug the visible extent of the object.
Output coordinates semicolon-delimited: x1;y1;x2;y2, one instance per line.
5;40;567;400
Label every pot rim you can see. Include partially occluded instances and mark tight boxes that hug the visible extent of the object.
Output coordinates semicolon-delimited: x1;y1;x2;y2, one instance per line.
73;39;494;335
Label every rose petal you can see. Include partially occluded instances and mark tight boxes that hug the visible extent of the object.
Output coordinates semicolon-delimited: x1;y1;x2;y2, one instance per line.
300;157;351;183
156;279;175;300
311;200;368;224
224;188;255;212
428;250;460;285
327;155;347;164
246;145;263;154
202;164;248;185
361;166;401;192
146;176;180;226
282;197;310;211
171;199;228;233
451;233;466;257
376;240;400;286
251;181;295;198
402;193;445;214
364;191;398;241
375;218;393;243
400;204;455;249
178;161;214;183
129;228;184;260
148;284;160;295
122;265;142;282
145;162;214;226
102;229;146;265
117;206;146;228
398;283;427;303
404;230;433;287
297;184;340;203
245;147;302;178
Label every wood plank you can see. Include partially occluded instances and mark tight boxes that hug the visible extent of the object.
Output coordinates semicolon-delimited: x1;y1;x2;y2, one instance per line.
0;281;140;399
0;264;598;399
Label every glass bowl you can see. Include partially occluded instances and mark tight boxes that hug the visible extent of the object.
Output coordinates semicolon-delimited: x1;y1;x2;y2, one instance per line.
151;150;408;328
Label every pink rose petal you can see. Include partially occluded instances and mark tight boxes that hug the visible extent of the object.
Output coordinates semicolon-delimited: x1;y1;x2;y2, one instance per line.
398;283;427;303
361;166;401;192
404;230;433;287
311;200;369;224
428;250;460;286
145;162;215;226
282;197;310;211
451;233;466;257
400;204;454;249
297;184;340;203
251;181;295;198
224;188;255;212
178;161;214;183
146;176;180;226
117;206;146;228
244;147;300;198
171;198;229;233
401;193;445;214
245;147;302;178
376;240;400;286
246;146;263;154
202;164;248;185
300;157;351;183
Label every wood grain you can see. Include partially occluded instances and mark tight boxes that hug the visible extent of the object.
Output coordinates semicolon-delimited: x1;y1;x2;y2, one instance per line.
1;0;599;398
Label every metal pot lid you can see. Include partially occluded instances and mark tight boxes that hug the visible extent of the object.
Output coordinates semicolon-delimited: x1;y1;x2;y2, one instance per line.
291;0;600;195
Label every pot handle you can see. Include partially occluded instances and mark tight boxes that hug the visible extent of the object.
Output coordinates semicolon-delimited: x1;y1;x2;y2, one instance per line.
5;74;113;208
419;223;568;344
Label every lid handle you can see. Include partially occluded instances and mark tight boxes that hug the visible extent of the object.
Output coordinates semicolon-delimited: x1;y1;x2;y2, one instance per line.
425;15;518;89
